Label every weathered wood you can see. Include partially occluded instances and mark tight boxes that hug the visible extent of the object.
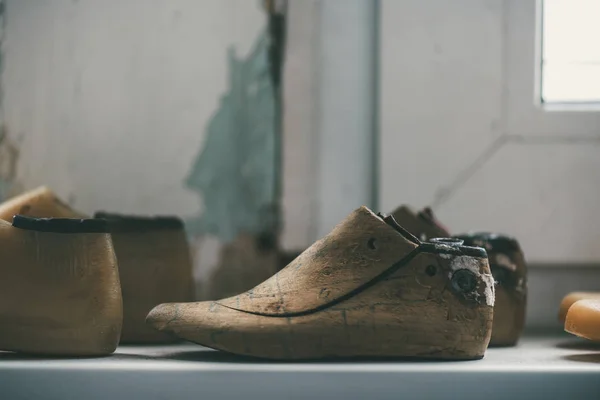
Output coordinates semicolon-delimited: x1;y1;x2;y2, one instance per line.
0;186;86;221
455;233;527;347
273;205;441;273
275;205;449;274
147;206;494;360
0;217;122;356
98;213;194;344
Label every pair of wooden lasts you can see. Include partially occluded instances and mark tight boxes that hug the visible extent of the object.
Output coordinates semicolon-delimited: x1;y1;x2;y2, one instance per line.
0;188;527;360
0;187;194;356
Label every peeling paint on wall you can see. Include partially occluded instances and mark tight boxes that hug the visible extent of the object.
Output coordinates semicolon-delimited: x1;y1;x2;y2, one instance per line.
185;29;280;243
185;3;287;300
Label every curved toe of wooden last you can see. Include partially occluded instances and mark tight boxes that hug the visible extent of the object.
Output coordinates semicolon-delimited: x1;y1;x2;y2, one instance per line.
455;233;527;347
559;292;600;323
0;216;122;356
0;186;87;221
96;212;194;344
565;299;600;342
147;206;494;360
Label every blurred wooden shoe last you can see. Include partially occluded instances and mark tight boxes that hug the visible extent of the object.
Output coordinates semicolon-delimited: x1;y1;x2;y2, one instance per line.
455;233;527;347
0;186;86;221
96;212;194;344
0;216;122;356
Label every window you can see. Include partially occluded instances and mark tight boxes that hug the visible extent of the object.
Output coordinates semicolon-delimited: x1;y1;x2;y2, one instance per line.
541;0;600;104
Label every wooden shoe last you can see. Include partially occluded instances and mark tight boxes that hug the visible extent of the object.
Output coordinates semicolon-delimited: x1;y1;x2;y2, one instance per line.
147;206;494;360
0;216;122;356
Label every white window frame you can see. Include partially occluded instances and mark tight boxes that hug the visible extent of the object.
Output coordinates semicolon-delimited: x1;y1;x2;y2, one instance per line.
537;0;600;108
510;0;600;128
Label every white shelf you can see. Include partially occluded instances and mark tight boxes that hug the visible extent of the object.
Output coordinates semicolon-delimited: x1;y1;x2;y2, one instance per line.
1;334;599;399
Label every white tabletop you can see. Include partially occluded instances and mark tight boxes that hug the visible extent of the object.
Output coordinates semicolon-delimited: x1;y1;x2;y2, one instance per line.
1;333;599;399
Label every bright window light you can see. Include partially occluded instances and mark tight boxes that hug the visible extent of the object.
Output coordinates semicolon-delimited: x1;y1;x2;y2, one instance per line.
541;0;600;103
